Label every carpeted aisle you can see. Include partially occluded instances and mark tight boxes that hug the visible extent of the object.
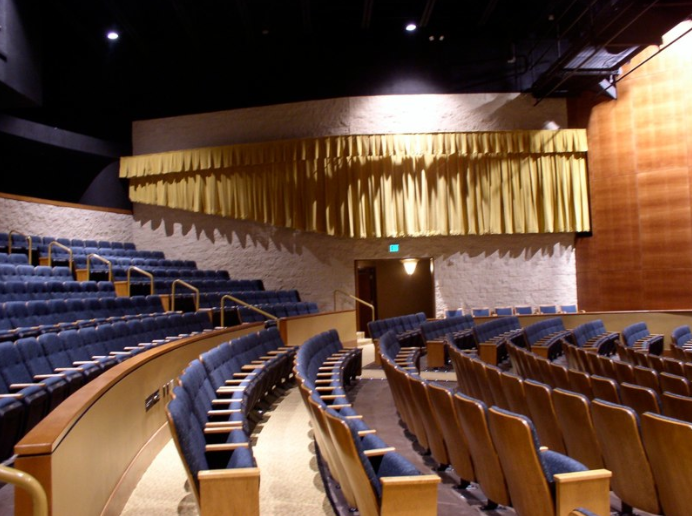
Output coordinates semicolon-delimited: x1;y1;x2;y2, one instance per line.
119;385;332;515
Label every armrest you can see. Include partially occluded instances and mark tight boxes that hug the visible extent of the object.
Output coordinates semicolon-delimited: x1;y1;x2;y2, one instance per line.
379;475;441;516
55;367;84;372
198;468;260;516
554;469;612;516
34;374;66;379
11;383;44;390
204;442;249;452
73;360;98;365
363;447;396;457
357;429;377;436
0;393;23;399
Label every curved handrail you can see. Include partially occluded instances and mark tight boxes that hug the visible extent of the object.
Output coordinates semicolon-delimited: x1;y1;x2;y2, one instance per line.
220;294;279;327
47;241;73;268
126;266;154;296
9;230;33;264
171;279;200;311
0;465;48;516
333;289;375;324
86;253;112;282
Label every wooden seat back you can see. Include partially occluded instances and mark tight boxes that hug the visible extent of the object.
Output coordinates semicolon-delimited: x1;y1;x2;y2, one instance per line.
620;382;661;416
523;379;567;454
590;399;661;515
552;388;604;469
590;374;621;404
452;392;510;507
641;412;692;516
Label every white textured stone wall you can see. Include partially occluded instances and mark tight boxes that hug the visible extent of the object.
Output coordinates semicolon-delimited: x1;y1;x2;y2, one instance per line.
133;204;576;317
133;93;567;154
0;196;133;243
129;93;576;315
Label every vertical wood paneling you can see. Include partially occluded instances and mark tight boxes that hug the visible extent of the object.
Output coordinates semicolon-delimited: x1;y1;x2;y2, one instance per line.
574;25;692;311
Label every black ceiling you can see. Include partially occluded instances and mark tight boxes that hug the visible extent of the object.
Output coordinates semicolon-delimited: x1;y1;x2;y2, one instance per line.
1;0;689;145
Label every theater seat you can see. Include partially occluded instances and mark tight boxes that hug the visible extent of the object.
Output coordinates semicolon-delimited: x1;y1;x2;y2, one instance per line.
487;406;611;516
590;399;661;515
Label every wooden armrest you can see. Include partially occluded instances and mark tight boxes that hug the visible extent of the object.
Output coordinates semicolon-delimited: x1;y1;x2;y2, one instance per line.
11;383;43;390
55;367;83;372
204;442;249;452
364;447;396;457
233;372;256;377
321;395;346;400
73;360;98;365
315;386;336;392
344;415;363;419
554;469;612;516
34;374;65;379
198;468;260;516
330;404;352;409
357;429;377;436
0;393;22;399
380;475;441;516
318;366;338;371
217;386;245;393
225;379;245;385
207;409;243;417
211;399;242;406
203;427;246;435
241;365;261;371
205;420;241;428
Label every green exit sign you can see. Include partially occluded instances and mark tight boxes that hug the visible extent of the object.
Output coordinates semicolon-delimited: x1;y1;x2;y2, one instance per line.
389;244;400;253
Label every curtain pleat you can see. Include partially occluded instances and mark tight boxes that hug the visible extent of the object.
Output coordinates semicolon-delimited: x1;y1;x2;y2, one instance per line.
122;130;590;238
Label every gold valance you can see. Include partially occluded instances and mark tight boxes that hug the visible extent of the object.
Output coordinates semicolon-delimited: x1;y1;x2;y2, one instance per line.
120;130;590;238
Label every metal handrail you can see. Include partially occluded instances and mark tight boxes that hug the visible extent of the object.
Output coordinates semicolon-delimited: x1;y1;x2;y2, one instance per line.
47;241;73;268
333;289;375;324
220;294;278;327
0;465;48;516
9;230;33;264
86;253;112;282
126;266;154;296
171;279;200;312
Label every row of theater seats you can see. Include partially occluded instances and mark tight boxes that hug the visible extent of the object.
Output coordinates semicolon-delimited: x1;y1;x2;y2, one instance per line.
378;331;611;516
237;302;319;323
295;329;440;516
0;280;116;303
0;295;168;341
0;264;73;282
500;340;692;515
0;253;30;265
0;233;137;251
69;256;196;270
0;311;215;462
166;328;296;516
445;304;579;318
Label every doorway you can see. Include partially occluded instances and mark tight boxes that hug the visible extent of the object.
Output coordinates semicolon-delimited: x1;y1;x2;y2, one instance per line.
354;257;435;336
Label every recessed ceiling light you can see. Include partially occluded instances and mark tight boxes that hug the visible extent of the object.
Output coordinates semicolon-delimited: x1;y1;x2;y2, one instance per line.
405;23;417;32
107;31;119;41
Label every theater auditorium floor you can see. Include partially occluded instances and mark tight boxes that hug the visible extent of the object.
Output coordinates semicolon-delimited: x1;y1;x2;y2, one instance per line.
0;344;641;515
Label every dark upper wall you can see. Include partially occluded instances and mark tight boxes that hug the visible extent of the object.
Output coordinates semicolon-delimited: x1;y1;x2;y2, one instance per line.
0;0;41;107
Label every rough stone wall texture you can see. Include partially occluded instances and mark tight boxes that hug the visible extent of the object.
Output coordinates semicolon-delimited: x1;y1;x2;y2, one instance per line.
0;196;134;244
129;93;575;315
133;204;576;317
132;93;567;154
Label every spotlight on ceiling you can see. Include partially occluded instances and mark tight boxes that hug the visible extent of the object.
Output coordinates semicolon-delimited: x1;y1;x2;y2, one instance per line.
106;31;119;41
405;23;417;32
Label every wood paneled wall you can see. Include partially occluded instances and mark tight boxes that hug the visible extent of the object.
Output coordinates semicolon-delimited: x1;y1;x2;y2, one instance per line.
574;25;692;310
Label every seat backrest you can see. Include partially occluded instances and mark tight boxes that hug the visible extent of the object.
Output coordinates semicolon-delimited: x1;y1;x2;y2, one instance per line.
621;322;650;347
620;382;661;415
590;399;661;515
661;392;692;422
590;374;621;404
641;412;692;516
633;366;661;394
426;382;475;484
452;392;510;507
484;363;510;410
514;305;533;315
567;369;593;399
407;375;448;466
500;372;531;417
612;359;635;384
659;372;691;397
487;406;565;516
523;379;567;454
552;388;604;469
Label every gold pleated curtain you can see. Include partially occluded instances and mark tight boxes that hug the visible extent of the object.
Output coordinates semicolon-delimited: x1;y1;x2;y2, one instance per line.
120;130;590;238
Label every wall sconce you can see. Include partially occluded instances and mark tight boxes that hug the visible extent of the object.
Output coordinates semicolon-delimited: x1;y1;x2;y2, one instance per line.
401;258;419;275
